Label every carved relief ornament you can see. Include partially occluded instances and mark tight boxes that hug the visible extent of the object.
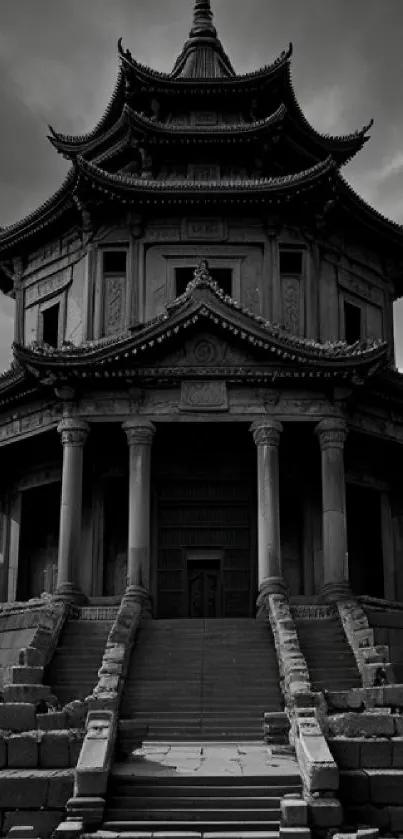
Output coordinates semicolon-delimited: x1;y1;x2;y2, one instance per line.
251;420;283;448
315;418;348;451
122;420;156;447
57;419;90;447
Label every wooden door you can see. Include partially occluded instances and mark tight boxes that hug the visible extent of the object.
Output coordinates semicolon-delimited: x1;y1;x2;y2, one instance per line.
188;562;222;618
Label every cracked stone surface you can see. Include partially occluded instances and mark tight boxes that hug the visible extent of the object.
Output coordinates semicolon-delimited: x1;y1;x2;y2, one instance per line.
112;742;299;778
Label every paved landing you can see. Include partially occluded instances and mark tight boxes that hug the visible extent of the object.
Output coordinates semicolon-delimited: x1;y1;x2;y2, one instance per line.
112;743;299;778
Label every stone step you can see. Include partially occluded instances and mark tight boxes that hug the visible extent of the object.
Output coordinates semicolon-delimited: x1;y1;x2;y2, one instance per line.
106;807;281;821
102;821;280;835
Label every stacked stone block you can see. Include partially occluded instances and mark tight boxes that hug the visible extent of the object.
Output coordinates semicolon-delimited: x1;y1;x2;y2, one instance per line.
326;684;403;833
337;601;394;687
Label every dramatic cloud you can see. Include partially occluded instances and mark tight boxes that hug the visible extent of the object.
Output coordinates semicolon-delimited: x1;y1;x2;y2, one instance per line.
1;0;403;370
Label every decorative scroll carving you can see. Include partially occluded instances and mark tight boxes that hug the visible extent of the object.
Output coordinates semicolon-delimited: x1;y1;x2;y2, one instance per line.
161;333;253;369
123;421;156;447
315;418;348;451
251;420;283;448
104;275;125;336
282;277;302;335
180;381;228;412
58;419;89;447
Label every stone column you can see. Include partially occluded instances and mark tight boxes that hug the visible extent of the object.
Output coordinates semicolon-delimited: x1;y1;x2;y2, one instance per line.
316;418;351;601
56;418;89;603
123;420;156;612
251;420;286;597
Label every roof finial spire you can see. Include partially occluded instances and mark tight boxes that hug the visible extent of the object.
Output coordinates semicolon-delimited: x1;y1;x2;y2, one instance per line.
190;0;217;38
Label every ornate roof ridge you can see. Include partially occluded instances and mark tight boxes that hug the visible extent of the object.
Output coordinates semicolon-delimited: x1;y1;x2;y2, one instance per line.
77;153;336;193
118;39;292;85
124;103;287;135
48;68;125;152
0;361;27;392
283;64;373;160
16;261;387;368
337;171;403;238
0;168;76;249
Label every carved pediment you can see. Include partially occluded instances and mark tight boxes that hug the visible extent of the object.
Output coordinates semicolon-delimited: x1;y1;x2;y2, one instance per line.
157;332;256;369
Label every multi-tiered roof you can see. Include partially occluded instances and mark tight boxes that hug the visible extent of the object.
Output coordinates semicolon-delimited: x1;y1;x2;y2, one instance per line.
0;0;402;406
1;0;402;289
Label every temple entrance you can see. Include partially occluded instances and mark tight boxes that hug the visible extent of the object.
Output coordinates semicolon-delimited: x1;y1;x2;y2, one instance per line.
346;483;384;597
153;424;256;619
186;551;223;618
103;476;128;597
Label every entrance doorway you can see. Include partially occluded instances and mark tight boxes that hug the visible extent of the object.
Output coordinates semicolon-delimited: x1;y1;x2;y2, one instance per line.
346;483;384;597
187;551;223;618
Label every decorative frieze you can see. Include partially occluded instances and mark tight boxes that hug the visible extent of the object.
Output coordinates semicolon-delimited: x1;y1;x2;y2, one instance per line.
180;380;228;411
181;217;226;240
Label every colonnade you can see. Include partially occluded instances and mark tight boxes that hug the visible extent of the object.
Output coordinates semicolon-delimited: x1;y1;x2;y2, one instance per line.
54;416;350;606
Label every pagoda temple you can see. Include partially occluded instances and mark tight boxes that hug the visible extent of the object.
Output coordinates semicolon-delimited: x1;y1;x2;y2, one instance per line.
0;3;403;836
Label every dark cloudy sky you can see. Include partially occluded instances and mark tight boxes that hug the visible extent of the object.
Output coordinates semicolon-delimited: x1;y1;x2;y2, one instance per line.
1;0;403;371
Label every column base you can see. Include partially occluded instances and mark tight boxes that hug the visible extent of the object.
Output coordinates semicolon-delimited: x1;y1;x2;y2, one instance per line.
53;582;88;606
259;576;288;597
319;580;352;603
124;584;153;617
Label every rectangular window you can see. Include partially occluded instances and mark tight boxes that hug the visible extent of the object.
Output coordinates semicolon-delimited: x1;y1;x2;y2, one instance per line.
344;300;362;344
280;250;303;276
102;249;127;337
42;303;60;347
175;267;233;298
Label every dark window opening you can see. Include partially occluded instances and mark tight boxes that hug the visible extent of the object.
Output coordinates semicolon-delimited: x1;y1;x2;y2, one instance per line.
344;301;362;343
42;304;60;347
103;251;127;274
280;250;303;275
175;267;232;298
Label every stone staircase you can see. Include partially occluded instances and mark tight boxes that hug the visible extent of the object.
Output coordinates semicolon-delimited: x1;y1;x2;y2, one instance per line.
293;609;362;692
119;618;284;744
46;615;114;706
99;771;302;837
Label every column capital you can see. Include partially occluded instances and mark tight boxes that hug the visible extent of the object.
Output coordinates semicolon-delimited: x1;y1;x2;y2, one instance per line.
251;420;283;448
123;420;156;447
57;418;89;447
315;418;348;451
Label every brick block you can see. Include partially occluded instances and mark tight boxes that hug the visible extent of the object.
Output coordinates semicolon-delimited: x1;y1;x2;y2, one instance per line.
368;769;403;805
281;798;308;827
392;737;403;767
383;685;403;707
389;806;403;832
47;773;74;808
5;666;44;685
0;703;36;733
40;732;70;768
360;739;392;769
3;684;54;704
69;733;84;767
339;770;369;804
329;737;361;769
3;811;62;839
0;775;48;808
36;711;67;731
7;733;39;768
64;701;87;729
18;648;43;667
0;733;7;768
328;712;394;738
308;797;343;828
345;804;390;832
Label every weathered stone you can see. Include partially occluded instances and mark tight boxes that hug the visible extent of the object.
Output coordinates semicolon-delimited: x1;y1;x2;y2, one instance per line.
360;738;392;769
279;829;311;839
4;811;62;839
295;731;338;793
392;737;403;767
69;731;84;766
394;715;403;736
339;770;370;804
389;806;403;832
357;829;381;839
345;804;388;831
281;798;308;827
3;684;54;703
0;703;36;733
328;737;361;769
7;732;39;768
47;773;74;808
36;711;67;731
66;795;105;826
368;769;403;805
40;731;70;768
307;797;343;828
53;821;83;839
0;774;49;808
327;712;394;738
383;685;403;707
18;648;43;667
6;666;44;685
64;701;87;729
76;710;116;797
